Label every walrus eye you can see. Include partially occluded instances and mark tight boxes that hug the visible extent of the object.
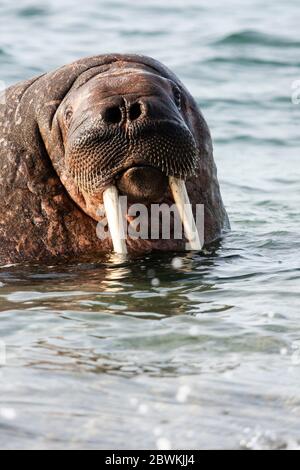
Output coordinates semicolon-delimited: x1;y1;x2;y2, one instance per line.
173;86;181;110
65;109;73;126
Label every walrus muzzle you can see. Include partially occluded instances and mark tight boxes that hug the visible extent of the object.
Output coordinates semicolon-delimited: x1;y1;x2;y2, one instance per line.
66;120;198;195
64;90;202;254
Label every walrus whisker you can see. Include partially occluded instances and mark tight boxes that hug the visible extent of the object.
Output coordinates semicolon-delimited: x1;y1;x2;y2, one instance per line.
66;119;198;194
103;186;127;254
169;177;203;252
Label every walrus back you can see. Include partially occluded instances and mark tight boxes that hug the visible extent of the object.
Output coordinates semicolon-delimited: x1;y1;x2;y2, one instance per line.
0;73;101;264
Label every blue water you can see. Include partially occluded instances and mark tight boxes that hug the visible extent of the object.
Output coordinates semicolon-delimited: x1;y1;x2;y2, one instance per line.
0;0;300;450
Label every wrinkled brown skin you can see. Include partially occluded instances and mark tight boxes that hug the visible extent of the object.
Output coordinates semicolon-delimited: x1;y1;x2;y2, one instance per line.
0;54;229;265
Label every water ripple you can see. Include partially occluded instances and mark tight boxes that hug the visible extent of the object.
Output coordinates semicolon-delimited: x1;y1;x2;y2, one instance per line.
214;30;300;48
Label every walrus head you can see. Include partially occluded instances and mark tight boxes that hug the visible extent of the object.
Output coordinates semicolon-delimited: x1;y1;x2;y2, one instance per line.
64;68;198;201
35;55;229;253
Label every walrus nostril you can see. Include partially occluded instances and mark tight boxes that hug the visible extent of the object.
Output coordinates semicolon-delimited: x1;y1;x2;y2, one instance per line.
129;102;143;121
103;106;123;125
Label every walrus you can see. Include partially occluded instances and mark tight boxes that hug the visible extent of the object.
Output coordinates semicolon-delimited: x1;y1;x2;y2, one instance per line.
0;54;229;264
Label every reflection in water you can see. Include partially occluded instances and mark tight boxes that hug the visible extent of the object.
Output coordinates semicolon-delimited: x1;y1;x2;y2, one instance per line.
1;240;300;449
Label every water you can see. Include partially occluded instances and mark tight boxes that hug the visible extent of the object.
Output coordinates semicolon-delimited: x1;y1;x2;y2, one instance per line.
0;0;300;450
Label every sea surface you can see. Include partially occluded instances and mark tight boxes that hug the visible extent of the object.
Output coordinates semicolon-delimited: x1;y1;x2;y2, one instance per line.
0;0;300;450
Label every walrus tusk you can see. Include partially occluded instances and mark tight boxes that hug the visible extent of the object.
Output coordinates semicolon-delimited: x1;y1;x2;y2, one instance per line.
103;186;127;254
169;177;203;251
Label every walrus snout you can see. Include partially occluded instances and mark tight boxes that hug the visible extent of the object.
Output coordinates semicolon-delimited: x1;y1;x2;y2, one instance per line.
117;166;169;203
67;119;198;195
102;100;145;126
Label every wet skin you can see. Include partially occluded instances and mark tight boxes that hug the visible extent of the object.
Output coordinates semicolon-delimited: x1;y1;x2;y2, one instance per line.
0;54;229;263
